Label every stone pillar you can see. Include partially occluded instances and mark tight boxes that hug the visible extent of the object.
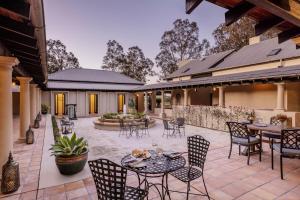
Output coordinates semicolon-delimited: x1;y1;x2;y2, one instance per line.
30;84;37;124
17;77;32;141
160;90;165;118
275;82;285;110
144;92;148;114
151;92;156;112
36;87;40;114
0;56;19;169
218;86;225;108
183;89;188;107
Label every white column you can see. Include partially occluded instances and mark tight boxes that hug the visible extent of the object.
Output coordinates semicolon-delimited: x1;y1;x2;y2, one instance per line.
17;77;32;141
218;86;225;108
183;89;188;106
0;56;19;169
275;82;285;110
160;90;165;118
30;84;37;124
144;92;148;114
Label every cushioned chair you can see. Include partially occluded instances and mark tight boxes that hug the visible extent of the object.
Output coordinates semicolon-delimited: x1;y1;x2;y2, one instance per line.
227;122;262;165
170;135;210;200
262;116;286;147
271;128;300;179
88;158;148;200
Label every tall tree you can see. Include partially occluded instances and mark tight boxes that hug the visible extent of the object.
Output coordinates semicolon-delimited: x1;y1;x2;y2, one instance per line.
210;17;278;53
47;39;80;73
102;40;155;82
155;19;210;78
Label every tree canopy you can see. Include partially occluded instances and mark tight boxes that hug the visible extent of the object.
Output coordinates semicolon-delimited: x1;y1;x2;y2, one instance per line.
47;39;80;74
210;17;278;54
102;40;155;82
155;19;210;78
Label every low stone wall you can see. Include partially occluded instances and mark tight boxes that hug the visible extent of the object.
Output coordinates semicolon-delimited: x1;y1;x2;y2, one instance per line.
94;118;156;131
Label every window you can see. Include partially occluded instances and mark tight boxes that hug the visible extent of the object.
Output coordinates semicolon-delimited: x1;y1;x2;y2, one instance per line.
267;48;281;56
89;94;98;114
118;94;125;113
55;93;65;115
156;91;161;108
164;91;172;109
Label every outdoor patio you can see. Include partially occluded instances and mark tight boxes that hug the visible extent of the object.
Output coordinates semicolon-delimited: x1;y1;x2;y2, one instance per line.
1;116;300;200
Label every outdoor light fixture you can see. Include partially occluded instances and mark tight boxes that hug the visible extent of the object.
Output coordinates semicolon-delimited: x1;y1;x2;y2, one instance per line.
1;152;20;194
194;88;197;92
12;82;15;86
213;87;216;91
136;94;139;97
26;126;34;144
34;117;40;129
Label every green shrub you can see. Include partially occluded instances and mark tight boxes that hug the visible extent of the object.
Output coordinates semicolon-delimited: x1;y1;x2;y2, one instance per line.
50;133;88;156
41;104;49;114
102;112;119;119
51;116;60;143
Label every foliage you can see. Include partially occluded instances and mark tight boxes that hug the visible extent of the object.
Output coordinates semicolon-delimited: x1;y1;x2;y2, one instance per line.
102;112;119;119
210;17;278;54
51;116;60;143
47;39;80;74
102;40;155;82
50;133;88;157
155;19;210;78
41;104;49;114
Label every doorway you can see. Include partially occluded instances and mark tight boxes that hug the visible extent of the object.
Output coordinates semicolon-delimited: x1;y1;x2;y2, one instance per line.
55;93;65;115
89;94;98;114
118;94;125;113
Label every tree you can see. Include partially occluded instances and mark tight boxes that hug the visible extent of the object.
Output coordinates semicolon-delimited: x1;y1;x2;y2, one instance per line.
210;17;278;53
47;39;80;73
102;40;155;82
155;19;210;78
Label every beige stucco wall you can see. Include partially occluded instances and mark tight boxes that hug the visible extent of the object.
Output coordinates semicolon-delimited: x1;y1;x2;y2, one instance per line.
190;88;212;106
286;82;300;112
12;92;20;115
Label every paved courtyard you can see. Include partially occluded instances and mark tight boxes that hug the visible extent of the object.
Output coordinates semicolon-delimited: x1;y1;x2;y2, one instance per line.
2;116;300;200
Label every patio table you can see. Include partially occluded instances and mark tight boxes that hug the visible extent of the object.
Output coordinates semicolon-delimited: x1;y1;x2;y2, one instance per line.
121;150;186;200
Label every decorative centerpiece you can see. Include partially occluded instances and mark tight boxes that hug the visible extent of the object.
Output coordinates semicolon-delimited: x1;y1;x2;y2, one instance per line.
50;133;88;175
246;110;255;124
276;114;288;122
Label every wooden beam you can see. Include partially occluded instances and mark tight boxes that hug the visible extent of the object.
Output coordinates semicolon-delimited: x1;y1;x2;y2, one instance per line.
0;27;37;47
3;39;39;55
278;27;300;43
225;1;256;26
255;15;284;36
245;0;300;27
0;15;34;37
0;0;31;18
11;49;40;61
186;0;203;14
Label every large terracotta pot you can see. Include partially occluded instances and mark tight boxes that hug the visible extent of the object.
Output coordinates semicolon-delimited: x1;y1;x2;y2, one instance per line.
55;150;88;175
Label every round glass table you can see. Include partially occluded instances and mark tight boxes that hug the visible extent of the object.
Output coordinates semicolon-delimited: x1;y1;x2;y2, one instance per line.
121;150;186;200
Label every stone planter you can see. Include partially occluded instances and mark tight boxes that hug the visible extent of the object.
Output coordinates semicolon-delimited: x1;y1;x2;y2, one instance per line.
55;150;88;175
94;118;156;131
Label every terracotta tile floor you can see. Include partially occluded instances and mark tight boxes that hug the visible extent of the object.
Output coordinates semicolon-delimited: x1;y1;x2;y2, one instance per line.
1;117;300;200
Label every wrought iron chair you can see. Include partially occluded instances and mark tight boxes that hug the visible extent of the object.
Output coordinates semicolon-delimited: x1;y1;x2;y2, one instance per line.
262;116;286;147
119;119;129;137
140;118;149;136
271;129;300;179
162;119;175;137
227;122;262;165
88;158;148;200
176;117;185;136
170;135;210;200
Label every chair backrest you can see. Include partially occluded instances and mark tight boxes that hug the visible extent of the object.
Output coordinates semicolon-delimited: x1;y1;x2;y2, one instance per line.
226;122;250;139
144;118;149;128
163;120;169;129
270;116;284;126
281;129;300;151
176;117;185;126
187;135;210;169
119;119;125;128
88;158;127;200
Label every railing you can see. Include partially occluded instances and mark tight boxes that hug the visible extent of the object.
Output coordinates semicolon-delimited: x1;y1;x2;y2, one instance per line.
172;105;253;132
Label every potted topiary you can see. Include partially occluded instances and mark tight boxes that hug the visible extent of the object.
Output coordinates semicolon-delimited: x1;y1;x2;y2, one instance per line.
128;98;136;113
50;133;88;175
41;104;49;114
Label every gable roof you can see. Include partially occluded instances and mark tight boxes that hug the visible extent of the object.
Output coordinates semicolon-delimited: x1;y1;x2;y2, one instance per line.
213;38;300;71
166;50;234;79
48;68;144;85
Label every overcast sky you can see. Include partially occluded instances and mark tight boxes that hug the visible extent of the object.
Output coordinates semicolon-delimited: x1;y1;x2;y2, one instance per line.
44;0;226;83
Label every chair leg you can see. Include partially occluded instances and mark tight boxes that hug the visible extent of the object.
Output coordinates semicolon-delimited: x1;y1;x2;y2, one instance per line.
186;181;190;200
271;139;274;169
247;147;250;165
228;142;232;159
238;145;241;155
202;175;210;200
259;142;262;162
280;155;283;180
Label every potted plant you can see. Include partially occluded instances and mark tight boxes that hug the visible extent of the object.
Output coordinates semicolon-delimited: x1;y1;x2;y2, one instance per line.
41;104;49;114
246;110;255;124
50;133;88;175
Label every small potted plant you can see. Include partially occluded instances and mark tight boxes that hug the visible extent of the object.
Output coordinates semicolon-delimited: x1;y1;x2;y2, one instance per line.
41;104;49;114
247;110;255;124
50;133;88;175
